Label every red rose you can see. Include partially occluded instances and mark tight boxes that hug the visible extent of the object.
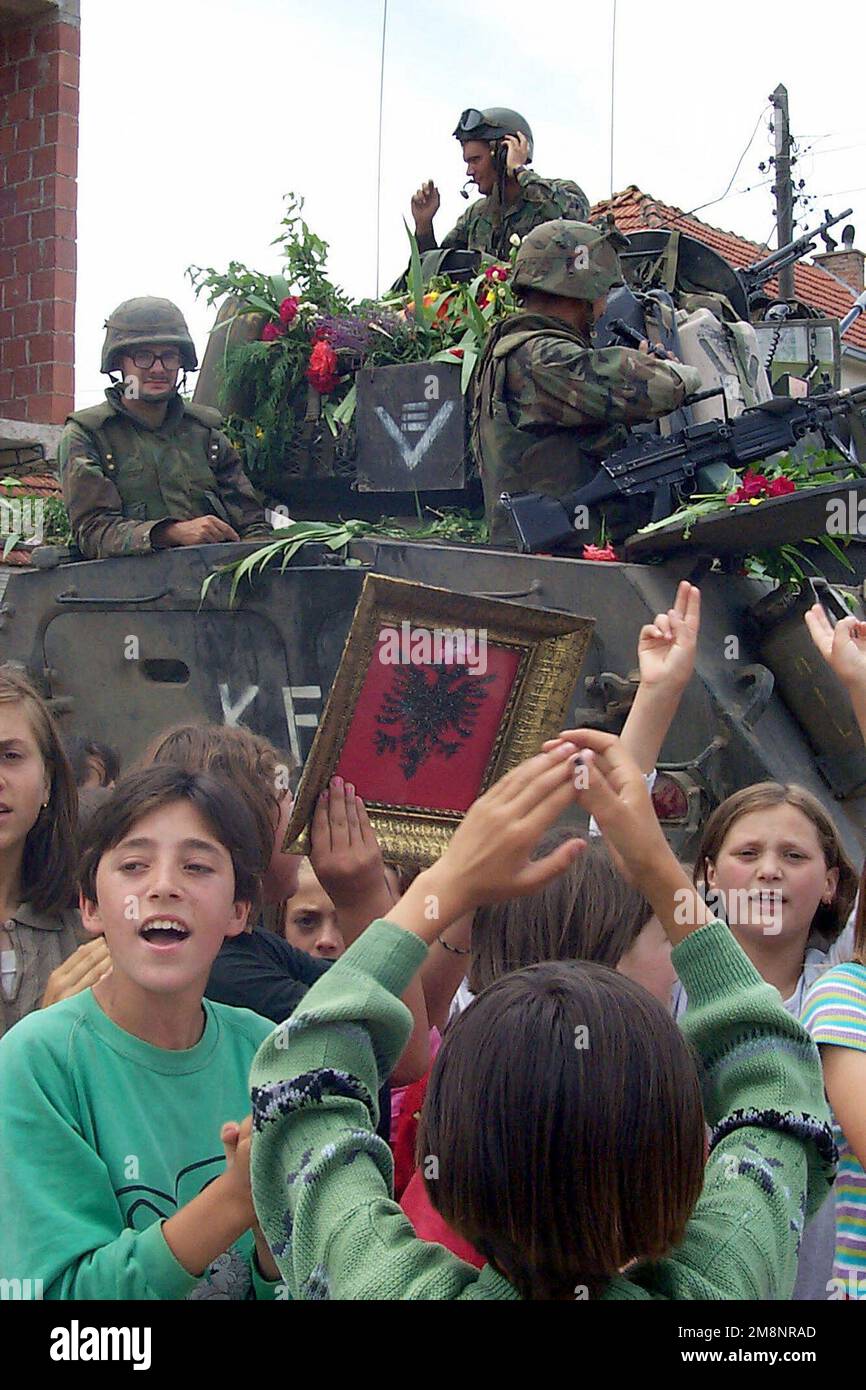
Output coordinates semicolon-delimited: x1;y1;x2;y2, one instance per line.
582;543;618;562
767;476;796;497
279;296;300;325
306;339;340;395
726;487;746;504
261;321;285;342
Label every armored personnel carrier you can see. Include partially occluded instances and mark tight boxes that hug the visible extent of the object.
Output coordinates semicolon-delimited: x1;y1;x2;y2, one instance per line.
3;214;866;862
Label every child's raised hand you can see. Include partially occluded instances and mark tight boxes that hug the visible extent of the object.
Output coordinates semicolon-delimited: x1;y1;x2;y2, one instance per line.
636;581;700;693
804;603;866;692
310;777;391;911
426;743;585;917
565;729;672;879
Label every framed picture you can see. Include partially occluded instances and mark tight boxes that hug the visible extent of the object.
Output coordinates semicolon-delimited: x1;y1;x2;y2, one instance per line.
284;573;592;866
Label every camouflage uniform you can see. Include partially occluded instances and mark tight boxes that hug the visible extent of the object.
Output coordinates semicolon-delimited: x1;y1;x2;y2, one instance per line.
428;171;590;262
60;296;271;560
472;222;702;545
60;388;272;560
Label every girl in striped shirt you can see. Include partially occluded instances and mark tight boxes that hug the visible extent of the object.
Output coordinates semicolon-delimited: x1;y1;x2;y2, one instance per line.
801;603;866;1297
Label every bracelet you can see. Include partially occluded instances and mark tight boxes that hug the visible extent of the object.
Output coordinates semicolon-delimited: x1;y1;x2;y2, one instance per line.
438;935;470;955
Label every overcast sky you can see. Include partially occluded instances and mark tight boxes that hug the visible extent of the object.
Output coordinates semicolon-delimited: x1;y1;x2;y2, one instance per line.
75;0;866;405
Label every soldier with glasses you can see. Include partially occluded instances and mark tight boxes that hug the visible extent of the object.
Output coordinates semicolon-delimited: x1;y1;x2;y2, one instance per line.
59;298;271;559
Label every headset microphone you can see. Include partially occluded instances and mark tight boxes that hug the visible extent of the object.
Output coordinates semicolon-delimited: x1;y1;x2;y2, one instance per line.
460;178;474;200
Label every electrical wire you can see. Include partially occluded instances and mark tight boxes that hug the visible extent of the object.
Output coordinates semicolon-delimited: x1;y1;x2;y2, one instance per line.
686;104;771;215
814;186;866;198
374;0;388;298
609;0;617;199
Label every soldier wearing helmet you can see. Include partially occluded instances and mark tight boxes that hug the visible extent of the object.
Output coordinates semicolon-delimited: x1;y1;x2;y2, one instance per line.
411;106;590;263
59;297;271;560
472;220;703;545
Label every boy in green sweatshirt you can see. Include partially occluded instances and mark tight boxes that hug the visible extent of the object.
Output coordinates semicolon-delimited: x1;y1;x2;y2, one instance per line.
0;766;282;1300
250;732;837;1300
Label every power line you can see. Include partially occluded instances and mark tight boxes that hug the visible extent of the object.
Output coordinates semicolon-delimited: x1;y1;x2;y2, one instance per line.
609;0;617;199
805;141;866;159
814;186;866;198
686;104;770;215
374;0;388;297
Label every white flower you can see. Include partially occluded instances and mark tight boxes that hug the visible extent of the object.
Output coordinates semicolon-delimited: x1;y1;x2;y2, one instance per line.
509;234;521;248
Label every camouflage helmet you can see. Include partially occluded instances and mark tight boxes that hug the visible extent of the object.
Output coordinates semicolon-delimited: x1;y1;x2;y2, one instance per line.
453;107;534;161
512;220;626;302
100;297;198;374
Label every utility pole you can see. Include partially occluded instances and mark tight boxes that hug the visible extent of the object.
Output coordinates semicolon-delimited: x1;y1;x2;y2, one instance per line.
770;84;795;301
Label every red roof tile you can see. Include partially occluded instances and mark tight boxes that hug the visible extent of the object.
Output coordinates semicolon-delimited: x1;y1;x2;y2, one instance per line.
591;186;866;352
0;474;62;499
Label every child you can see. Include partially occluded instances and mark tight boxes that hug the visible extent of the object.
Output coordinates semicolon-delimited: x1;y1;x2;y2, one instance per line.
687;783;857;1017
0;765;282;1299
250;732;835;1299
280;859;403;961
64;734;120;789
0;666;82;1037
282;858;347;960
802;890;866;1298
397;830;674;1253
469;832;674;1006
143;725;428;1105
799;603;866;1296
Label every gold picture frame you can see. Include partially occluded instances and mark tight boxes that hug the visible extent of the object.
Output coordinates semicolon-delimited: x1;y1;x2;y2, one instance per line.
284;573;592;867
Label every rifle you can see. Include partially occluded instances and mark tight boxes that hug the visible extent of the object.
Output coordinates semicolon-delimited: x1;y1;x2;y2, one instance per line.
737;208;852;301
501;383;866;554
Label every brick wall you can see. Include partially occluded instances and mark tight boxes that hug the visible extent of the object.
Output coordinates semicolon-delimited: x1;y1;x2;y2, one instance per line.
0;3;79;425
813;248;865;295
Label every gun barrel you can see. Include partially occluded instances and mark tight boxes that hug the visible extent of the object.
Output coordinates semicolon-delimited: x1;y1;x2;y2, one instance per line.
740;208;853;289
840;290;866;337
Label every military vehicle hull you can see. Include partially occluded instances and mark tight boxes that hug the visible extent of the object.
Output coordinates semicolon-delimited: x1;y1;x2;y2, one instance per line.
2;539;865;864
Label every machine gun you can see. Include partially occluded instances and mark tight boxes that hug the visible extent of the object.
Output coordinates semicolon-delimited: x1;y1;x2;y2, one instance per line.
737;208;852;302
501;383;866;554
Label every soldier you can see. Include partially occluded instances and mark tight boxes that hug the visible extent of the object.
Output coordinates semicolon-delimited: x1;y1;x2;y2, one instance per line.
411;107;590;263
59;298;272;559
472;220;703;546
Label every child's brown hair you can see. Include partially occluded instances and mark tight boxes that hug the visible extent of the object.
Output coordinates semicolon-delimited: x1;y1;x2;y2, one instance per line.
140;723;294;868
0;665;78;913
418;960;706;1299
469;832;654;994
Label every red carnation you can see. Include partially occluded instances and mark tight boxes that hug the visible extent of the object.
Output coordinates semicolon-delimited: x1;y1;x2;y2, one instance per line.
261;321;285;342
582;542;618;562
484;264;509;283
279;296;300;325
740;471;770;498
307;339;340;395
767;476;796;497
727;470;776;505
449;348;464;359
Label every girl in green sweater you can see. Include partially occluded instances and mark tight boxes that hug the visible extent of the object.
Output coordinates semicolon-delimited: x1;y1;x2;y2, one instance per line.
250;731;836;1300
